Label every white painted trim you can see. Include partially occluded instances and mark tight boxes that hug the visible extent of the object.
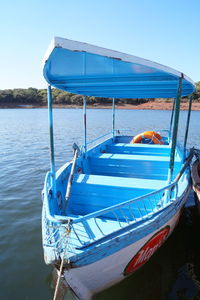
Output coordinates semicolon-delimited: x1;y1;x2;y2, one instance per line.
43;36;195;87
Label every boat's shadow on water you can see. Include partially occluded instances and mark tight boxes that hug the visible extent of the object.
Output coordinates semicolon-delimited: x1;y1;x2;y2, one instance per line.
96;204;200;300
49;203;200;300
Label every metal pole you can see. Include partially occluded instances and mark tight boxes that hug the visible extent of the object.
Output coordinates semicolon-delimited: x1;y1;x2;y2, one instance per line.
83;96;87;152
183;95;193;156
112;98;115;138
168;75;183;183
47;85;56;198
169;97;176;141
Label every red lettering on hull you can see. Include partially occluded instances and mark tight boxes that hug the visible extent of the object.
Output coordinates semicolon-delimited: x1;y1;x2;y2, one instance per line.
124;226;170;276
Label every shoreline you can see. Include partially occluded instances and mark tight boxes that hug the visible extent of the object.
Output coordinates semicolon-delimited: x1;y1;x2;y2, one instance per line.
1;101;200;110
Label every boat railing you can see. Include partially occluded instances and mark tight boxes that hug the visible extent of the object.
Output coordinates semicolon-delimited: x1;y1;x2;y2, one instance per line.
43;148;193;255
72;183;177;225
68;182;178;248
115;128;133;135
158;129;170;139
80;129;170;153
43;182;178;254
115;129;170;139
81;131;113;152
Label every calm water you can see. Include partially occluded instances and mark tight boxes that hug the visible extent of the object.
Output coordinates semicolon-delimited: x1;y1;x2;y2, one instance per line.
1;108;200;300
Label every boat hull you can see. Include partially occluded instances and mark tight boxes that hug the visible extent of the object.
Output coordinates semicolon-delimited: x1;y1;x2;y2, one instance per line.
63;192;189;300
191;159;200;214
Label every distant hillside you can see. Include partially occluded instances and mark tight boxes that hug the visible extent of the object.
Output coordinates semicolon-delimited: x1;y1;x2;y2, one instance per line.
0;82;199;107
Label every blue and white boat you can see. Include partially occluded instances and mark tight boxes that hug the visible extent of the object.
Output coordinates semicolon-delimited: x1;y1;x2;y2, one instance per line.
42;37;195;300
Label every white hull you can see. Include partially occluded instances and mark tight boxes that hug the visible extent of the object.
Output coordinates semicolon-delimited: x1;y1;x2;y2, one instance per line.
64;211;181;300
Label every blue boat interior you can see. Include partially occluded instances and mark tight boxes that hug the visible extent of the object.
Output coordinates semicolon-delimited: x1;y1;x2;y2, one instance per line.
44;134;187;252
54;136;182;222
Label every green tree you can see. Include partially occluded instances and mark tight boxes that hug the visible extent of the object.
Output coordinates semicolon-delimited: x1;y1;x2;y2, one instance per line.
193;81;200;102
0;82;200;107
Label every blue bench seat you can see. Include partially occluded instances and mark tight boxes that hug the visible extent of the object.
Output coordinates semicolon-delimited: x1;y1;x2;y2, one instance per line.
89;153;181;180
106;143;171;156
67;174;167;219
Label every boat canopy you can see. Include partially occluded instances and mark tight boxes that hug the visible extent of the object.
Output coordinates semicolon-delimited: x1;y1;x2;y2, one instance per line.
43;37;195;99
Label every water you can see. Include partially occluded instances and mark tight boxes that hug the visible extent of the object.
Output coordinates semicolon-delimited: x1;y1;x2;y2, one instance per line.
1;108;200;300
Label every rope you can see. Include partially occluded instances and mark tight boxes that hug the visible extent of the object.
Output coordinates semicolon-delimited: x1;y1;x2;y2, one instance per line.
53;222;71;300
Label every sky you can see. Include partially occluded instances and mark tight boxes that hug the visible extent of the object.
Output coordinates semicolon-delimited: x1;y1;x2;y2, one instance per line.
0;0;200;89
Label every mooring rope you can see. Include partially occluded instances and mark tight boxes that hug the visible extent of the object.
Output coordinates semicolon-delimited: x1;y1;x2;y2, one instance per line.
53;222;71;300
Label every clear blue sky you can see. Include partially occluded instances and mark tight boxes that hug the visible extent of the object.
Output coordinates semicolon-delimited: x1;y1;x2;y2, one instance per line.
1;0;199;89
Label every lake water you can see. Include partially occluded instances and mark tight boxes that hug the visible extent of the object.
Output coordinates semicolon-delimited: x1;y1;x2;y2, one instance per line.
1;108;200;300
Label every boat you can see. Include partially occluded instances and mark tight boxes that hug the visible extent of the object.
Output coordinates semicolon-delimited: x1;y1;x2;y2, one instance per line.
42;37;196;300
191;151;200;213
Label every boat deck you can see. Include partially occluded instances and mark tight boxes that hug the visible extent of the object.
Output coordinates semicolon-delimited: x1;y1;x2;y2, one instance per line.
68;173;166;217
67;140;182;218
48;138;184;254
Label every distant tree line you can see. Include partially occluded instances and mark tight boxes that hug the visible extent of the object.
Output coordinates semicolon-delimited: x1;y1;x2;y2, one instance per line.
193;81;200;101
0;82;199;107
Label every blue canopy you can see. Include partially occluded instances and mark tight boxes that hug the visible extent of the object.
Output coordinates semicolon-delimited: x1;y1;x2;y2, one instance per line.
43;37;195;99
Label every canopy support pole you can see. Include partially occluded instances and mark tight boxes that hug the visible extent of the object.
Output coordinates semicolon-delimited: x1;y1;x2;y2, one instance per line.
183;95;193;158
169;97;176;141
112;98;115;139
168;75;183;183
83;96;87;153
47;85;56;198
